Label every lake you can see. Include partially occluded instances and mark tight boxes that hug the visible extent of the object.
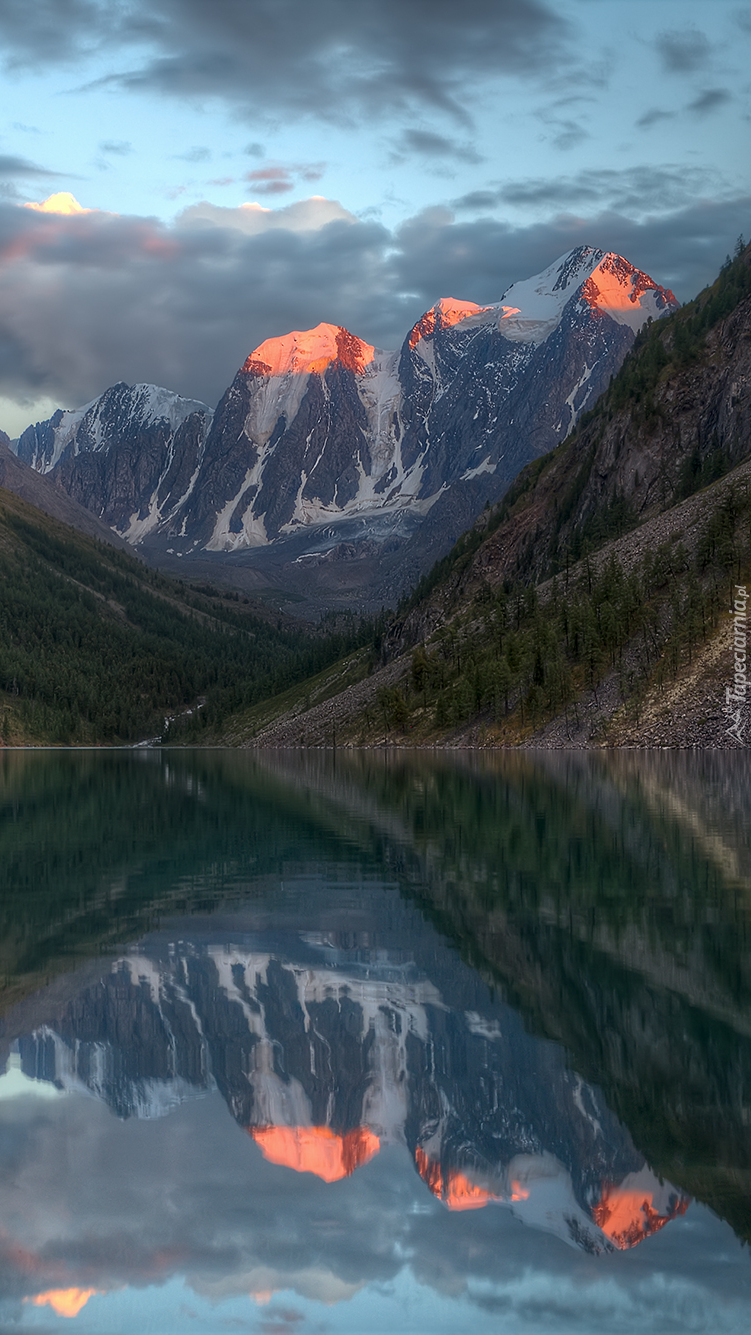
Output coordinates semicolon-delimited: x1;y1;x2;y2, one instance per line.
1;748;750;1333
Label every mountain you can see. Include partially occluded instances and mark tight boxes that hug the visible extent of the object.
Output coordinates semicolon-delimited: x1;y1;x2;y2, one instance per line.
222;242;750;748
11;247;677;611
5;930;688;1255
15;381;212;542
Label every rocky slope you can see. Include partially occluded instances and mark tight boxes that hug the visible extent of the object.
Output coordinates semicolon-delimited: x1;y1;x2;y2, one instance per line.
10;247;676;610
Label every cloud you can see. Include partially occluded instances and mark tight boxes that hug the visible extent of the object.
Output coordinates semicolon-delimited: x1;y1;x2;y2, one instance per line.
0;187;749;421
178;196;355;234
244;164;326;196
390;129;483;165
393;194;751;313
635;108;675;130
246;169;294;196
0;195;403;412
0;0;112;67
687;88;732;115
0;154;63;178
98;139;132;155
175;145;212;163
534;100;589;151
655;27;712;74
453;165;727;218
0;0;570;128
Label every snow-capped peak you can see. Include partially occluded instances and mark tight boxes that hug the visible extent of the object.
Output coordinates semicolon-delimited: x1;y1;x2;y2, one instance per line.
13;382;212;475
242;323;375;378
579;253;678;331
126;383;210;432
407;297;492;349
495;246;678;344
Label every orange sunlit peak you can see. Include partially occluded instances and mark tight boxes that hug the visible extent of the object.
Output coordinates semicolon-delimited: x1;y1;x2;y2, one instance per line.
408;298;489;349
250;1125;380;1181
23;192;92;216
592;1183;690;1249
242;323;375;378
414;1147;497;1211
29;1288;99;1318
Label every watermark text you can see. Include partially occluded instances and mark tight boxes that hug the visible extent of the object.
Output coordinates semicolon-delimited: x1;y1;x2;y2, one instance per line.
724;585;748;743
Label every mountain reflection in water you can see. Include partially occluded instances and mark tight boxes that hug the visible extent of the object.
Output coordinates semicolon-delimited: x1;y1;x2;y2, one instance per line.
0;748;750;1332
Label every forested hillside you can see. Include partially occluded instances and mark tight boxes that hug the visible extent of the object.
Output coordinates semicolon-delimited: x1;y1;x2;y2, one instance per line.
0;488;369;745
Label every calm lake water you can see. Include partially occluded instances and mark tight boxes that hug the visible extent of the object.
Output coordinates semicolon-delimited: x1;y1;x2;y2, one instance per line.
1;748;750;1334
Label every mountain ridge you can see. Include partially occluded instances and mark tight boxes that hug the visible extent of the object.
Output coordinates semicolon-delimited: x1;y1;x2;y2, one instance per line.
8;245;678;612
199;241;751;748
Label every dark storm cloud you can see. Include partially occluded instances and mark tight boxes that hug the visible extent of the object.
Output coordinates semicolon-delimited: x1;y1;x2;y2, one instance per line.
0;189;749;423
0;0;570;126
0;199;405;411
655;27;712;74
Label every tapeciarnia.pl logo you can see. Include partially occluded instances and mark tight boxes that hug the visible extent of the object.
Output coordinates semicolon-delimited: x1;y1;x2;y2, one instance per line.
725;585;748;744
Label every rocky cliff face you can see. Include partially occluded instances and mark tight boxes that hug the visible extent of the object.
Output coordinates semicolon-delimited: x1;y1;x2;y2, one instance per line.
13;932;687;1254
11;248;676;603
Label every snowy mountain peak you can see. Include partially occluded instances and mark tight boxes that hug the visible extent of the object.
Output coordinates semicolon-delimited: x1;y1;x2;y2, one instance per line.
242;323;376;378
407;297;491;349
580;253;678;331
495;246;678;344
14;382;211;475
124;383;210;431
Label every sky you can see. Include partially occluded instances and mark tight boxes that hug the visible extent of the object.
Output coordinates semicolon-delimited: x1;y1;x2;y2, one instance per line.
0;0;749;434
1;1085;750;1335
